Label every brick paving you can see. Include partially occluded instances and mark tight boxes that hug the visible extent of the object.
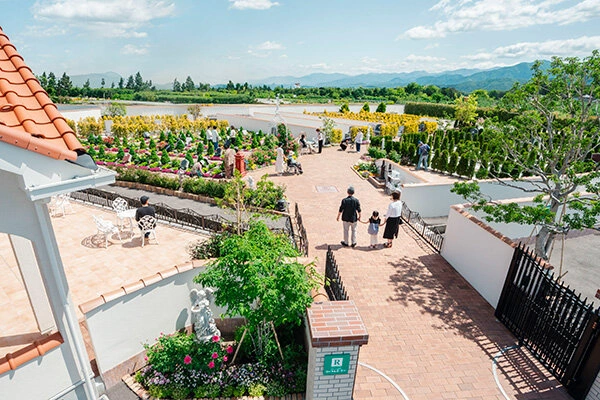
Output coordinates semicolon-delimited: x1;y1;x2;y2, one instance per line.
246;146;572;400
1;143;574;399
0;202;207;358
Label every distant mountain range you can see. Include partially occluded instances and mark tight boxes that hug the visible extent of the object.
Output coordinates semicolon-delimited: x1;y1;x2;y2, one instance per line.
70;61;548;93
250;61;549;92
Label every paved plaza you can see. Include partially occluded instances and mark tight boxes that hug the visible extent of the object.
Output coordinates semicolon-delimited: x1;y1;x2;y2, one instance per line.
1;144;574;399
246;145;572;400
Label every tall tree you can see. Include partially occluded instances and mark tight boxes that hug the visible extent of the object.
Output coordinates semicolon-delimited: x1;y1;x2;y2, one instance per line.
183;76;195;91
454;95;478;127
56;72;73;96
118;77;124;89
452;51;600;260
125;75;135;89
134;71;144;91
47;72;57;95
100;78;105;88
172;78;182;92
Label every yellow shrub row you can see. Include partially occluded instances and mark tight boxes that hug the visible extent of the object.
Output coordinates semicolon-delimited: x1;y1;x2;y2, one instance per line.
316;111;438;135
75;114;229;138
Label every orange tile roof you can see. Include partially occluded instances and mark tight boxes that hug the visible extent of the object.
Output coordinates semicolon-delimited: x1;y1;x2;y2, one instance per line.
0;332;63;375
0;26;82;161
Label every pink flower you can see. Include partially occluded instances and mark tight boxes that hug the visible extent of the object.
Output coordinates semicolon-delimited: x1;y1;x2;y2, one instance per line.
223;356;228;362
212;335;220;342
208;361;215;369
183;355;192;365
211;352;218;359
226;345;233;354
144;356;148;361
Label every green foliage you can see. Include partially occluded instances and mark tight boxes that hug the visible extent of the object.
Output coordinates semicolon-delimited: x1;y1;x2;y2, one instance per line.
320;116;336;143
339;102;350;113
404;102;456;118
246;175;286;210
181;177;227;198
102;102;127;117
368;146;387;159
361;102;370;112
376;102;387;113
188;231;231;259
194;221;320;330
160;151;170;166
454;95;478;127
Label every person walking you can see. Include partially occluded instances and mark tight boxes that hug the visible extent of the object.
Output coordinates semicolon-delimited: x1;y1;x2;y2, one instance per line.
316;128;324;154
382;191;403;248
361;210;383;249
222;144;236;178
337;186;361;248
417;141;430;171
355;130;363;153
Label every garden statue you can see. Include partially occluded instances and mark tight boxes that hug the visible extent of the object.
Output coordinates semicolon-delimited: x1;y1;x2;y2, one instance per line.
190;288;221;342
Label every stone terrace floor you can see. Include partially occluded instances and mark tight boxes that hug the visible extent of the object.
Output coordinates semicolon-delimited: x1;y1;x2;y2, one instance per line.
245;145;572;400
1;143;574;399
0;202;208;358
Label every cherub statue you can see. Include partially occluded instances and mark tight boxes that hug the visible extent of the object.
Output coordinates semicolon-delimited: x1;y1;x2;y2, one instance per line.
190;288;221;342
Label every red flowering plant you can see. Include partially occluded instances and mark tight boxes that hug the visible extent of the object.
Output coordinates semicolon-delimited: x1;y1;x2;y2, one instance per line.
136;332;234;399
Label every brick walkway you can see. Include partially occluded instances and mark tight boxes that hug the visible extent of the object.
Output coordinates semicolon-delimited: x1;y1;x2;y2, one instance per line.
246;146;572;400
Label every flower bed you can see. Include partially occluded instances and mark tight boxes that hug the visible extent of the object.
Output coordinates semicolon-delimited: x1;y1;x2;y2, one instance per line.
131;331;306;399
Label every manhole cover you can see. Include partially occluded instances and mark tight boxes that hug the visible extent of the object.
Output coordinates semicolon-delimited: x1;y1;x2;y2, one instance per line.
316;186;338;193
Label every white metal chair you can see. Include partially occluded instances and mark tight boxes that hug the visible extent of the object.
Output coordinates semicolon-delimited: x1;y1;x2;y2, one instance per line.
93;215;122;249
49;193;74;217
138;215;158;247
112;197;129;227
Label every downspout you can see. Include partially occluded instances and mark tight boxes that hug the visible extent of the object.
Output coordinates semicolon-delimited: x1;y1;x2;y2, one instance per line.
33;201;97;400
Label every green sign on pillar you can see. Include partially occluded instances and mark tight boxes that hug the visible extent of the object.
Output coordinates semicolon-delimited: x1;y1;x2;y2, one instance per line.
323;353;351;375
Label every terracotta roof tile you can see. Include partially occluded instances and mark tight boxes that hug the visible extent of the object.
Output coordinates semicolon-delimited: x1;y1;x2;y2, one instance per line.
0;332;63;375
0;26;83;161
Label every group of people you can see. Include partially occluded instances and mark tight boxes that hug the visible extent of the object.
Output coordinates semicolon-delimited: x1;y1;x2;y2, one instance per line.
337;186;403;249
340;130;364;152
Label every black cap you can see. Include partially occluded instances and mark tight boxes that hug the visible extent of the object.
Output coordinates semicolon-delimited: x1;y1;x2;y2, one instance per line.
140;195;149;204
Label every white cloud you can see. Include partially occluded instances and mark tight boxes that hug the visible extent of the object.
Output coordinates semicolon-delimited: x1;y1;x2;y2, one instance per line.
121;44;149;55
463;35;600;60
229;0;279;10
405;54;445;62
401;0;600;39
31;0;174;38
255;41;284;50
280;54;288;58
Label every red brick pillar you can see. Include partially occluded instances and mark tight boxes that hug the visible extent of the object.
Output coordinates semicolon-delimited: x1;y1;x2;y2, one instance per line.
234;151;246;176
305;301;369;400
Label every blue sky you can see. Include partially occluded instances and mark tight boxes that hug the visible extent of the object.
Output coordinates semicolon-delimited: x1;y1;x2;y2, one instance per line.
2;0;600;85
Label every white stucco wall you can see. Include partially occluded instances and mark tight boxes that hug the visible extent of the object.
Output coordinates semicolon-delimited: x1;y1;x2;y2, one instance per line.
441;207;516;308
84;266;226;374
401;178;546;218
0;345;87;400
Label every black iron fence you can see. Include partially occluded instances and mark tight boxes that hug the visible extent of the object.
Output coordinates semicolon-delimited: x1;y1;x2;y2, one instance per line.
324;246;348;301
71;188;294;240
495;244;600;399
401;202;444;252
294;203;309;256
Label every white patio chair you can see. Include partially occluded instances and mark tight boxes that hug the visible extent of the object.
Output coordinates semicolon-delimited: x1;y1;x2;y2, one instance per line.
49;193;74;217
112;197;129;227
93;215;122;249
138;215;158;247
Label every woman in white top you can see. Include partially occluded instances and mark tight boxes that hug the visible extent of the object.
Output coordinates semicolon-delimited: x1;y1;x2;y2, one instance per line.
275;146;285;175
382;191;403;248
